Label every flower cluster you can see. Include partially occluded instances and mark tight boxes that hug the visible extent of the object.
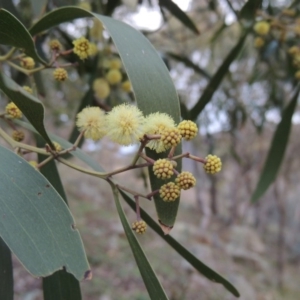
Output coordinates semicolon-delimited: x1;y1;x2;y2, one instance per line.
153;159;174;179
254;21;270;36
159;182;180;202
92;55;132;100
21;57;35;70
253;10;300;78
76;104;197;149
12;130;24;142
73;37;95;60
5;102;22;119
49;39;62;51
53;68;68;81
23;86;32;94
132;220;147;234
203;155;222;174
76;107;107;141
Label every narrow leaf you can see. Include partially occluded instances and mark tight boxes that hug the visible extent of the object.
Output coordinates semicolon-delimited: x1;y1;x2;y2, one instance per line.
0;72;53;147
0;145;90;280
239;0;263;21
251;88;299;203
43;271;81;300
0;9;45;64
29;6;182;228
105;0;122;15
120;191;240;298
159;0;199;34
189;30;249;120
110;184;168;300
0;237;13;300
0;0;23;21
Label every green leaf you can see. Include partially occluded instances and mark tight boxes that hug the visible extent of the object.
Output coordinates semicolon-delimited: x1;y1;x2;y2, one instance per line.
159;0;199;34
0;237;13;300
36;137;82;300
105;0;122;16
0;145;90;280
239;0;263;22
43;271;81;300
29;0;47;18
120;191;240;298
0;9;46;64
29;6;182;228
189;30;249;121
0;72;53;147
110;183;168;300
167;52;211;79
0;0;23;21
251;88;300;203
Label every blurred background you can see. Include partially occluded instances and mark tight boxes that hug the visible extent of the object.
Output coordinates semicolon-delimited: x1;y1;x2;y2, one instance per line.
2;0;300;299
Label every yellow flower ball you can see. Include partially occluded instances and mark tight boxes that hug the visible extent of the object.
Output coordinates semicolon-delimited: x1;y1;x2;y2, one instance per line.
106;69;122;85
23;86;33;94
175;171;196;190
76;106;107;141
73;37;91;60
203;154;222;174
93;78;110;99
53;68;68;81
144;112;176;153
132;220;147;234
49;39;62;51
254;21;270;35
12;130;25;142
153;159;174;179
90;19;103;40
161;127;181;150
52;141;62;152
177;120;198;140
159;182;180;202
5;102;22;119
106;104;145;146
109;58;122;69
122;80;132;92
21;57;35;70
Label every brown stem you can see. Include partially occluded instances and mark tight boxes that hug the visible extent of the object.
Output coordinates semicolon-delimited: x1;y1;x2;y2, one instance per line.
106;162;150;177
139;152;156;164
37;156;54;169
171;152;207;164
116;184;151;201
168;146;176;158
146;189;159;199
134;196;141;220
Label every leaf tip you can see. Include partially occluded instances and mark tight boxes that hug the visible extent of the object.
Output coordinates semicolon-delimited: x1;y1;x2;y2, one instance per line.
84;269;92;280
159;220;173;235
